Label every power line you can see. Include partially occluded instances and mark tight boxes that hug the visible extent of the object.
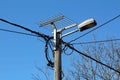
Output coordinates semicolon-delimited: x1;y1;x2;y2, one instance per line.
0;28;47;43
0;18;55;68
0;28;37;37
69;14;120;43
45;39;54;68
72;38;120;45
62;41;120;74
0;18;51;40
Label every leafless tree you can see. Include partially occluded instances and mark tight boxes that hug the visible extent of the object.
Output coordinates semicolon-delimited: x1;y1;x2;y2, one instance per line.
32;66;50;80
66;38;120;80
33;38;120;80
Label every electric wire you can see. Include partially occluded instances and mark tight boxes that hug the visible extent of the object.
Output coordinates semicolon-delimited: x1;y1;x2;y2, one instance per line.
63;44;74;55
62;41;120;74
45;39;54;68
72;38;120;45
37;37;46;43
0;18;51;40
0;28;46;43
0;28;38;37
2;16;120;77
69;14;120;43
48;40;54;58
0;18;54;68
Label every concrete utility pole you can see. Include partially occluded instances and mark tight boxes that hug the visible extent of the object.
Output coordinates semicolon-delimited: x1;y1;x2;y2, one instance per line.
54;32;62;80
51;23;62;80
40;15;64;80
40;15;96;80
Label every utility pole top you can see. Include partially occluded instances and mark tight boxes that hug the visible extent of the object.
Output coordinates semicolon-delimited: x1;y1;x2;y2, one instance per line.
39;14;97;80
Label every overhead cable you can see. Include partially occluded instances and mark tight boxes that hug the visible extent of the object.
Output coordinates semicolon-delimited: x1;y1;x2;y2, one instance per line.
0;28;37;37
45;39;54;68
70;14;120;43
0;18;51;40
0;18;55;68
72;38;120;45
62;41;120;74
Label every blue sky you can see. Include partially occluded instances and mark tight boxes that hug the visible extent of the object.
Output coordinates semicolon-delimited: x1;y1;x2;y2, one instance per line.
0;0;120;80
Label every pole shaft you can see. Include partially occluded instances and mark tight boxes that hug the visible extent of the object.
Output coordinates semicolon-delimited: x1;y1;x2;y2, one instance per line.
54;32;62;80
